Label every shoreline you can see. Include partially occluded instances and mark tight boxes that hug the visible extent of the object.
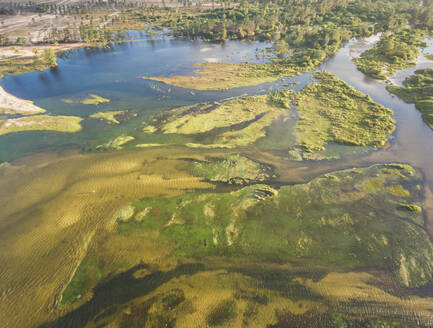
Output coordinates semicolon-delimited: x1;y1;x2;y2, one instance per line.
0;85;45;115
0;43;85;62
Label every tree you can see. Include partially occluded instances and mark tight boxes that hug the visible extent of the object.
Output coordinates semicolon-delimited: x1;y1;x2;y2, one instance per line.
44;49;58;68
382;38;394;55
16;37;27;45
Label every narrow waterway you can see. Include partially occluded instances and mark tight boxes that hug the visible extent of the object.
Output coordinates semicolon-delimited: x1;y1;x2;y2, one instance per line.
320;37;433;191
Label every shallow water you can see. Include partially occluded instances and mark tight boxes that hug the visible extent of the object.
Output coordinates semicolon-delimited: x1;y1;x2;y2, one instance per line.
0;32;291;160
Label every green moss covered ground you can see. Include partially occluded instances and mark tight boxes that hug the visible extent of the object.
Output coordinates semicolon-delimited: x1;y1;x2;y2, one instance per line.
191;154;271;184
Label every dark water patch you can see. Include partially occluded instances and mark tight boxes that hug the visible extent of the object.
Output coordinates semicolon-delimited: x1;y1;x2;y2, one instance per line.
193;112;268;144
228;265;327;301
268;309;420;328
39;263;205;328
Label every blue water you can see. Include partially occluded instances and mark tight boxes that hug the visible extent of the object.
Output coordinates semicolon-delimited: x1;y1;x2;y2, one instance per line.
1;32;312;161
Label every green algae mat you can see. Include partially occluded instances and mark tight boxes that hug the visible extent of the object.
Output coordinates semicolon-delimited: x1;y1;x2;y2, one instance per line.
50;162;433;327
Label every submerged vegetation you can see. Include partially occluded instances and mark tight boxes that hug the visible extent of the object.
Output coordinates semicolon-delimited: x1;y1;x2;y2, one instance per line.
96;135;135;150
113;164;431;289
89;110;127;124
81;94;111;105
59;258;102;308
54;163;433;327
387;68;433;130
354;29;428;80
191;154;271;184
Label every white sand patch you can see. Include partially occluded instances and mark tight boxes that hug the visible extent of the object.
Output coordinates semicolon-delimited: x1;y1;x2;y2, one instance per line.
204;57;220;63
0;86;46;115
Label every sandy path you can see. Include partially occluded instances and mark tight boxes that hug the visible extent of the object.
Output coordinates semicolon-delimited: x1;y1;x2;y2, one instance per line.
0;43;84;61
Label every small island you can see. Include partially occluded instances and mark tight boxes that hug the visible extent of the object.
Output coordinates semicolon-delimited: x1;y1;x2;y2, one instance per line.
0;115;83;135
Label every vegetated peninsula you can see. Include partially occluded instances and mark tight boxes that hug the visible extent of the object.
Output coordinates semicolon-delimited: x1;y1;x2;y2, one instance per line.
0;46;65;76
354;29;428;80
147;52;324;90
142;72;395;159
142;91;292;148
387;68;433;130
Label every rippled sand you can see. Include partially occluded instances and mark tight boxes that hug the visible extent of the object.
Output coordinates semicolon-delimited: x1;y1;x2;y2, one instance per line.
0;147;214;328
